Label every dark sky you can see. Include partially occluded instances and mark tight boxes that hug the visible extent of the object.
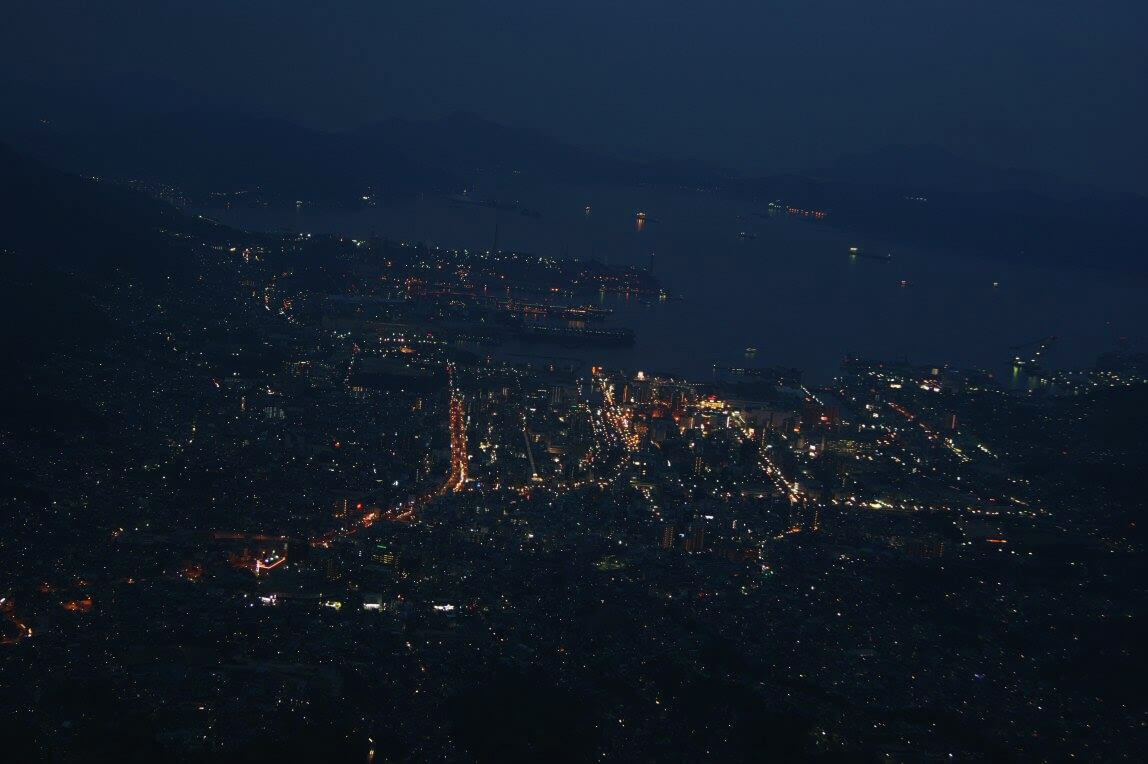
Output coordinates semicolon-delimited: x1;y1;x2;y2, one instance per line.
5;0;1147;191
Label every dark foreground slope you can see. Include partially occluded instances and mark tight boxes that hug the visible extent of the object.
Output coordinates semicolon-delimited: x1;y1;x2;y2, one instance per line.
1;143;172;496
0;141;208;272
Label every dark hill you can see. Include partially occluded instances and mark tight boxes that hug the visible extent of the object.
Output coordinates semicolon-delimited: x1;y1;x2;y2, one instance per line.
356;111;717;187
5;111;456;204
0;141;209;273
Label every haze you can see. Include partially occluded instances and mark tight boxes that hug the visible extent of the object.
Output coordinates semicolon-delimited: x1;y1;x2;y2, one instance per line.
4;0;1147;191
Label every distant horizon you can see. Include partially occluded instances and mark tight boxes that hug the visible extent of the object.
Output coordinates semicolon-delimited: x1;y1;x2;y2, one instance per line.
2;74;1138;200
4;0;1148;196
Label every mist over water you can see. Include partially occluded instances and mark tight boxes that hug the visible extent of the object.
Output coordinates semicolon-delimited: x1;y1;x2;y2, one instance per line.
204;182;1148;384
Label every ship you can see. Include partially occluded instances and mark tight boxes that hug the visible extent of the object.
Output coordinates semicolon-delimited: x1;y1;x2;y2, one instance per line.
449;193;518;212
849;246;892;262
519;324;635;347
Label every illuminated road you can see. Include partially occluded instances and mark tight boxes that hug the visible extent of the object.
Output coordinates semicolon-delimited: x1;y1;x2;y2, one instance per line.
438;390;468;496
598;377;640;452
523;428;539;482
312;362;467;542
0;598;32;645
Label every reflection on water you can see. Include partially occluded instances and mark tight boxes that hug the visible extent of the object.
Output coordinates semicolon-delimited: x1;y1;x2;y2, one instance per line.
199;181;1148;383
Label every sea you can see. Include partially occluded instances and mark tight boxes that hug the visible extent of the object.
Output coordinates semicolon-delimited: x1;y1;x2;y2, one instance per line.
200;180;1148;385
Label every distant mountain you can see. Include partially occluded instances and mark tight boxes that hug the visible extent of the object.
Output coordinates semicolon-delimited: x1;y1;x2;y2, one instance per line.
2;101;714;208
3;109;456;205
809;144;1098;201
4;77;1145;275
355;111;719;188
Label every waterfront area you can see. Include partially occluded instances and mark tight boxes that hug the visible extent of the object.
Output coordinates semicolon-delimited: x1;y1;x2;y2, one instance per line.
202;180;1148;383
3;198;1146;758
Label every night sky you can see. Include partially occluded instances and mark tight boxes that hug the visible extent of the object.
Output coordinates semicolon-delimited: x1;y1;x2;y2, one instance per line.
4;0;1147;190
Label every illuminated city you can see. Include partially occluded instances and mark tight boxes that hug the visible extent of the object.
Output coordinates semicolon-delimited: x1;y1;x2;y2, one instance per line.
2;3;1148;761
